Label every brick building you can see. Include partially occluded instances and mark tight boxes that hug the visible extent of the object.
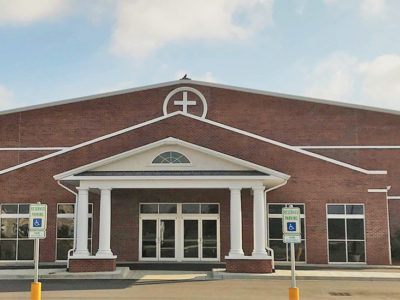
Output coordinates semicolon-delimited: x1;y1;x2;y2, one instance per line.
0;80;398;272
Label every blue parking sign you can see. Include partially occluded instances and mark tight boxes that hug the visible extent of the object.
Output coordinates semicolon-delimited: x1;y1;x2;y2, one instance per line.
33;218;42;228
287;222;296;232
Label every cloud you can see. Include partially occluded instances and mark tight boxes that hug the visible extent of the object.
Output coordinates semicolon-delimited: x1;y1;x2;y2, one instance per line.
112;0;274;58
0;85;15;110
0;0;73;24
305;52;358;101
360;0;386;17
323;0;387;18
358;54;400;108
303;52;400;110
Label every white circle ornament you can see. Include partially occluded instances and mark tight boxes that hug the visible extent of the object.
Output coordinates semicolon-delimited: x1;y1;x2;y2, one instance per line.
163;87;208;119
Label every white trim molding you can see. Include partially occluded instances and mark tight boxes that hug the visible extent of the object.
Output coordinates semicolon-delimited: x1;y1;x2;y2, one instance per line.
0;147;68;151
367;189;388;193
388;196;400;200
297;146;400;149
0;112;387;176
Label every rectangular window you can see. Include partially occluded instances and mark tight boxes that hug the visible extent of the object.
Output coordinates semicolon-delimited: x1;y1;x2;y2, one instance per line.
0;204;33;260
141;203;219;215
56;203;93;261
327;204;365;263
267;204;306;262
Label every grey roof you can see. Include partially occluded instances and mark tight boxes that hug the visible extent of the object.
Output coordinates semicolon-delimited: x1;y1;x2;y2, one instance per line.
77;170;269;176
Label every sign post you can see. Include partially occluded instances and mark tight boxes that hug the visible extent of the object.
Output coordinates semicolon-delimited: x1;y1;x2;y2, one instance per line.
29;203;47;300
282;206;301;300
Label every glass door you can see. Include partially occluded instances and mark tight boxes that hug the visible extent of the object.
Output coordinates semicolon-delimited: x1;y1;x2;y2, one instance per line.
141;219;157;260
183;219;200;259
159;219;176;259
202;219;218;260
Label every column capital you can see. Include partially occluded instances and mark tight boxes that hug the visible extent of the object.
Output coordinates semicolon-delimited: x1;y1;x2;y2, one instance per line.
252;186;265;192
229;186;242;192
100;187;113;191
76;187;89;194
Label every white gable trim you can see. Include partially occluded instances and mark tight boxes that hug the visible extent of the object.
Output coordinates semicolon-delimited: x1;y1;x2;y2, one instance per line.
54;137;290;181
0;112;387;176
2;80;400;116
297;146;400;149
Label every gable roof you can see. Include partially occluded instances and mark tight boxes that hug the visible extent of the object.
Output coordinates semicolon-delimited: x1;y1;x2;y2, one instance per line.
53;137;290;181
0;112;387;176
1;80;400;116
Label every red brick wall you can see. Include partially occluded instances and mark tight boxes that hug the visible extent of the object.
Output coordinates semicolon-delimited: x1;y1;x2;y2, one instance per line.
226;259;273;273
1;83;400;147
69;258;116;272
0;114;391;265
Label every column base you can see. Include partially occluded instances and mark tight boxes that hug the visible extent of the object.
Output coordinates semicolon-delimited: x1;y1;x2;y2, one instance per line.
96;250;114;257
251;251;270;259
73;250;90;257
226;257;273;273
68;256;117;272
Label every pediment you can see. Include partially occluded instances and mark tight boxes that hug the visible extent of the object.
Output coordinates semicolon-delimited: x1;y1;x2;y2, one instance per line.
54;137;290;180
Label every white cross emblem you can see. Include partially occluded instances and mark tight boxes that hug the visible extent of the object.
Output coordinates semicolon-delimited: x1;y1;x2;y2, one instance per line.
173;92;197;114
163;87;208;118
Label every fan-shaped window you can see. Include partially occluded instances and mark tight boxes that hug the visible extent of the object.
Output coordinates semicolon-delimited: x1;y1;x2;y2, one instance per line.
152;152;190;164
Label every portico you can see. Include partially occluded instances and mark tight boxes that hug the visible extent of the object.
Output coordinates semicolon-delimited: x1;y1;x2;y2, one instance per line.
55;138;289;272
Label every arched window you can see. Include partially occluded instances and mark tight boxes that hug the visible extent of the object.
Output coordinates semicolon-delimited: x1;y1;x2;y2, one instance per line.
152;151;190;164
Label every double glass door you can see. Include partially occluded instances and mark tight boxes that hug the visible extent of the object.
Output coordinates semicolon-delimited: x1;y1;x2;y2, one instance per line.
141;218;176;260
183;219;218;260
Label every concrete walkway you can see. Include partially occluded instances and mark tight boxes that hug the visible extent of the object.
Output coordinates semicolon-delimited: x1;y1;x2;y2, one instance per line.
1;267;400;281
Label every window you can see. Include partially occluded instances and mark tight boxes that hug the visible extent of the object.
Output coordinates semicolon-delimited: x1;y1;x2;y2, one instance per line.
267;204;306;262
0;204;33;260
327;204;365;263
56;203;93;260
152;152;190;164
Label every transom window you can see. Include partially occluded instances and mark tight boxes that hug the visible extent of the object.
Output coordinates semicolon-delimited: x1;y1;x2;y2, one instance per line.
327;204;365;263
267;204;306;262
0;204;33;261
152;151;190;164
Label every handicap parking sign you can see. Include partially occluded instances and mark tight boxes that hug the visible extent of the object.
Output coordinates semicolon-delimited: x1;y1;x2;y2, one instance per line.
287;222;296;232
33;218;42;228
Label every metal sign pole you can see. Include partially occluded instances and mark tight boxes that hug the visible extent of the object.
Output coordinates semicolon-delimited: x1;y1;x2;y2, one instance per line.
34;238;39;283
290;242;296;288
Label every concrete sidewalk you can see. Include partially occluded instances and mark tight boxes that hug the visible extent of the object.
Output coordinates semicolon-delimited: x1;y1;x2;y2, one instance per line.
1;267;400;281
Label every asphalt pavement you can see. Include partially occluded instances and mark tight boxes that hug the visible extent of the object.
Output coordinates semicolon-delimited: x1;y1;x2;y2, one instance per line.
0;279;400;299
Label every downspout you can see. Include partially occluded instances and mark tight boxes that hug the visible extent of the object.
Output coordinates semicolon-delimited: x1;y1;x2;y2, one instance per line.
264;180;288;272
57;181;78;267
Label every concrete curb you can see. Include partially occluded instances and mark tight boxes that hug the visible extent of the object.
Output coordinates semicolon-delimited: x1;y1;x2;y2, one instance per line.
212;269;400;281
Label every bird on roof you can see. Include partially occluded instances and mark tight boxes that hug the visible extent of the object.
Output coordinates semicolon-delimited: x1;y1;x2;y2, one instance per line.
180;74;191;80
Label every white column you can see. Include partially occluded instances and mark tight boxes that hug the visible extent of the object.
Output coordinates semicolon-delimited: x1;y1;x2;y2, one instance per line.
227;187;244;258
75;187;90;256
252;186;269;258
96;188;114;257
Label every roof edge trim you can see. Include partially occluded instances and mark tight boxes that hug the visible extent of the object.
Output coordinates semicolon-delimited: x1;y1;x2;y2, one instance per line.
1;80;400;116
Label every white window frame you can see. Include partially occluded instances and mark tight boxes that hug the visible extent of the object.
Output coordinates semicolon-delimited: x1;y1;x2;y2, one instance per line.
326;203;367;264
139;203;220;262
0;203;33;262
56;203;93;262
151;151;192;166
267;203;307;263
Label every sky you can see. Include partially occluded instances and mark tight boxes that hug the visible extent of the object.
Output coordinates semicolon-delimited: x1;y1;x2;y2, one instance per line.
0;0;399;112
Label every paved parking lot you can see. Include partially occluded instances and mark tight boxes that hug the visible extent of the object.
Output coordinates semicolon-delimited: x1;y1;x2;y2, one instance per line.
1;279;400;299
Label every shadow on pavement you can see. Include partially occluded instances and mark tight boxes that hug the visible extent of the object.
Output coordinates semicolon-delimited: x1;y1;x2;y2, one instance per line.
0;279;212;293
